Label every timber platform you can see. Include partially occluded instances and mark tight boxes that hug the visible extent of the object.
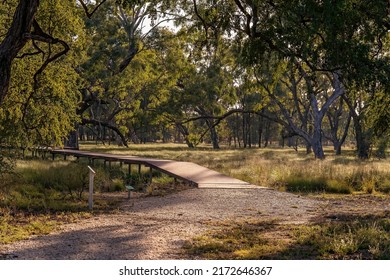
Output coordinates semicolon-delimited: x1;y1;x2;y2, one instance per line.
51;149;260;189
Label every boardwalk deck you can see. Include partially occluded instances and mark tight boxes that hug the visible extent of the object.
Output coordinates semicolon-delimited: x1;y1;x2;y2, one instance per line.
51;149;260;189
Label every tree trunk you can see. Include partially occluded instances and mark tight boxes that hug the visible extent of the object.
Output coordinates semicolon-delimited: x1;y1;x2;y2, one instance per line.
334;140;342;155
311;116;325;159
0;0;40;104
242;113;247;148
236;113;241;148
207;120;220;149
354;119;370;159
247;113;252;148
342;95;371;159
176;123;194;148
64;130;79;149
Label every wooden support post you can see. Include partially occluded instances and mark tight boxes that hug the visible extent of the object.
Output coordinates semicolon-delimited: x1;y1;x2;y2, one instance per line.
108;161;112;169
52;153;55;161
104;160;107;169
120;161;123;167
64;154;67;160
88;166;96;210
138;164;141;175
149;166;153;184
128;163;132;185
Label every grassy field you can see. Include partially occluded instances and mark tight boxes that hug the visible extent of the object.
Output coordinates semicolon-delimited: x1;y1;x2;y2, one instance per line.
1;143;389;259
81;143;390;259
0;159;123;244
82;143;390;194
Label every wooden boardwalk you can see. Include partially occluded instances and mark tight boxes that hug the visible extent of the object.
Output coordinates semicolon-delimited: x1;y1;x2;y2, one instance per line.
51;149;259;189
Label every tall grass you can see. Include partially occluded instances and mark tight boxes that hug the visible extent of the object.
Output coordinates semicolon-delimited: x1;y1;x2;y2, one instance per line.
82;143;390;195
0;159;129;244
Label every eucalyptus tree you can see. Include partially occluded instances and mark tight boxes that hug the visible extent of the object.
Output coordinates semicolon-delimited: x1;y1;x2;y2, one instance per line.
323;98;351;155
159;30;238;148
68;0;184;146
78;25;185;146
228;0;390;158
0;0;85;150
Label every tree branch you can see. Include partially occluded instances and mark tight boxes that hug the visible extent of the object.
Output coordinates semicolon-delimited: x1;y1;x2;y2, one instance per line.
24;20;70;87
0;0;39;104
81;118;128;147
78;0;107;18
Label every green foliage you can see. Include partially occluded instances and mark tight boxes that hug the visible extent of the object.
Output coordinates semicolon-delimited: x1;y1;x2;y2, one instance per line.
0;0;84;151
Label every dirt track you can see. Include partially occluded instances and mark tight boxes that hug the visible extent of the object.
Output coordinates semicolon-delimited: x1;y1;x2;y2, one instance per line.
1;188;389;259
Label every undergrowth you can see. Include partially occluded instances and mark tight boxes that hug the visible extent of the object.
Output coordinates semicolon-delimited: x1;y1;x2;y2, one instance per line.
184;216;390;260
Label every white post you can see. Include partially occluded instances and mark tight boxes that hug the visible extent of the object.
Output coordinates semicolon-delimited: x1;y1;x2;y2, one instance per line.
88;166;96;210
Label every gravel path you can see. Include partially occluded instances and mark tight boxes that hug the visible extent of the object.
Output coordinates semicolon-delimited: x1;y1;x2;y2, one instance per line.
1;188;388;259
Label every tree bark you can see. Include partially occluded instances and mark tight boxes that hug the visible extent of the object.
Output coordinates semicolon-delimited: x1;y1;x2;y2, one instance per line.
342;95;371;159
205;119;220;149
0;0;40;104
353;119;370;159
176;123;195;148
64;129;79;149
311;117;325;159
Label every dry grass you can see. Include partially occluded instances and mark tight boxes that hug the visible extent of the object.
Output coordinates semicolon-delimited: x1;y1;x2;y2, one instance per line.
0;159;125;245
82;143;390;194
183;216;390;260
2;143;389;250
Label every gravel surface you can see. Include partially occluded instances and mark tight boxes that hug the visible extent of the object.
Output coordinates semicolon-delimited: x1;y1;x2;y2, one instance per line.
1;188;388;260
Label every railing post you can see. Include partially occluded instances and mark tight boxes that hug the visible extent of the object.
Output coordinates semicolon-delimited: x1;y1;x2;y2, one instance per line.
88;166;96;210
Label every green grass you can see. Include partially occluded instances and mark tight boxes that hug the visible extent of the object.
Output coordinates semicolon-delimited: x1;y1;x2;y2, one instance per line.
0;159;127;244
184;216;390;260
0;209;91;244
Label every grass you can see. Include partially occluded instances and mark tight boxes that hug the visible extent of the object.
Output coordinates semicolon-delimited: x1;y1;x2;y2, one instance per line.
0;209;91;244
0;150;193;244
81;143;390;195
183;216;390;260
0;159;126;245
1;143;389;252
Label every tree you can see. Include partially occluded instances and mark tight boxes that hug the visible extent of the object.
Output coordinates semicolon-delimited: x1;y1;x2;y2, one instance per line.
0;0;84;149
232;0;390;158
323;98;351;155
